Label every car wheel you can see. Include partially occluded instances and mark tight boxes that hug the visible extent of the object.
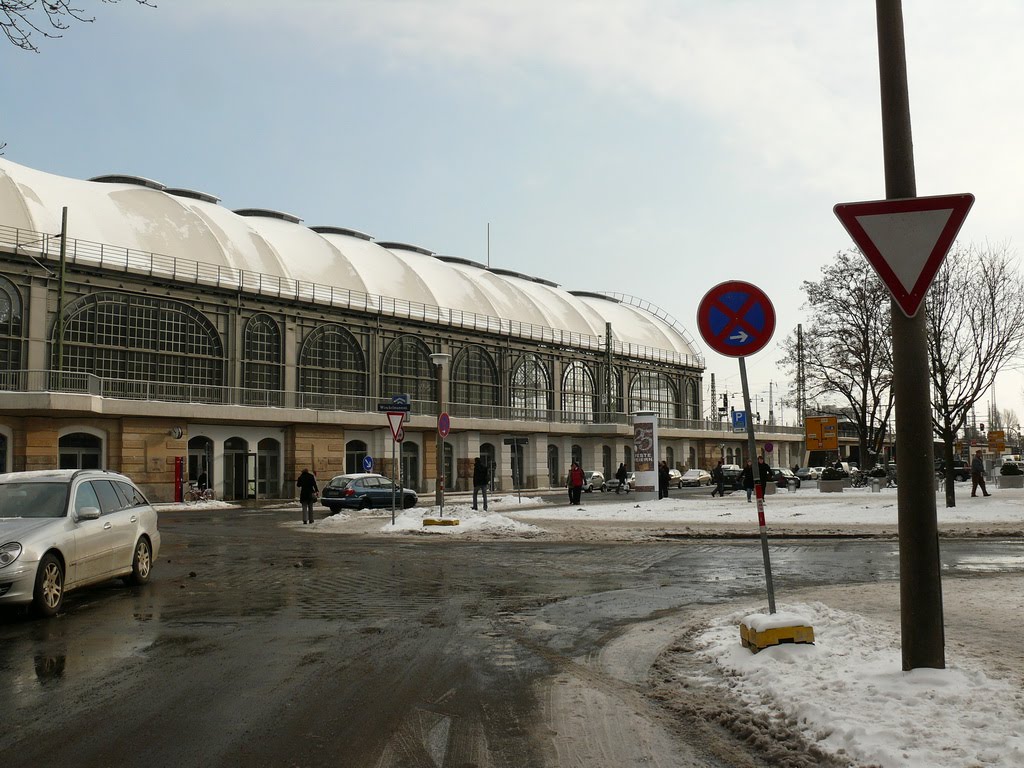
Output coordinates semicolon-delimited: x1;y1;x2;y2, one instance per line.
403;496;416;509
33;553;64;618
127;537;153;586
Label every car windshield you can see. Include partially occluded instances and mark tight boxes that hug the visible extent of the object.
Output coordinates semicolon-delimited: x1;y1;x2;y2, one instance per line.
0;482;69;518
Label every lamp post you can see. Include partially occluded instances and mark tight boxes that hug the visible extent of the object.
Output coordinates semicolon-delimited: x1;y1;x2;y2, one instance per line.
429;352;450;509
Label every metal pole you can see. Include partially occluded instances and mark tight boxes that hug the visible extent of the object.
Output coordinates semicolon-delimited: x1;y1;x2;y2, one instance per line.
55;207;68;384
740;356;776;613
876;0;944;670
391;438;397;526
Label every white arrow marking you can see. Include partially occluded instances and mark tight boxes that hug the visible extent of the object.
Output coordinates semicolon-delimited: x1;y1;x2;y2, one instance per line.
729;329;749;343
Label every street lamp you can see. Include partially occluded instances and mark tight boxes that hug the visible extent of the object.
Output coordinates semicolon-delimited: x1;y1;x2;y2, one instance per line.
429;352;450;508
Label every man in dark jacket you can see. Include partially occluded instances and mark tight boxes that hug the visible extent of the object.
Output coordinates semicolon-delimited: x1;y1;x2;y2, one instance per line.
615;462;628;494
472;457;489;510
658;461;670;499
296;468;319;525
711;459;725;497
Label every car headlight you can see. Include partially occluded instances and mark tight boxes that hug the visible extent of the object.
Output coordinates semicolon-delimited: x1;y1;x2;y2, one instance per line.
0;542;22;568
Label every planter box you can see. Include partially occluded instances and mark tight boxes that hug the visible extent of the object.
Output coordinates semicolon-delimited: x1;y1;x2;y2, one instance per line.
818;479;844;493
999;474;1024;489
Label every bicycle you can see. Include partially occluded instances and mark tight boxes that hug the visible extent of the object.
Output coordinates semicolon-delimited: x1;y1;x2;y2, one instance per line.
184;483;215;504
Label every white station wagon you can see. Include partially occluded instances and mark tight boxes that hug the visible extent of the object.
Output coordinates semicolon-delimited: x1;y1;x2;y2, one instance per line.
0;470;161;617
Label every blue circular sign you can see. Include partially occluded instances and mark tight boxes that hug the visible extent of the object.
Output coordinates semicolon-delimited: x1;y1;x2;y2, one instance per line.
362;455;374;472
697;280;776;357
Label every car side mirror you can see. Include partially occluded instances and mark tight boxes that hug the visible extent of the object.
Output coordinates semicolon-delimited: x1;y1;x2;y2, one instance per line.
77;506;101;521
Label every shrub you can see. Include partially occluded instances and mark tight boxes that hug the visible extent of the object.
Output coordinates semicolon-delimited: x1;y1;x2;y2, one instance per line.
820;467;845;481
1000;462;1023;476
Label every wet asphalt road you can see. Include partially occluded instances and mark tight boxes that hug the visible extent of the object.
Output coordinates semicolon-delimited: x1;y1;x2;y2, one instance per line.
2;507;1022;767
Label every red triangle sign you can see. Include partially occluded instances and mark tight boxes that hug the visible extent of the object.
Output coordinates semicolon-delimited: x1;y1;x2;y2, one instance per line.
386;412;404;442
833;193;974;317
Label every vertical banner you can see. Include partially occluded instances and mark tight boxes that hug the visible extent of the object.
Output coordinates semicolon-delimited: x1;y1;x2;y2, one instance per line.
632;411;659;498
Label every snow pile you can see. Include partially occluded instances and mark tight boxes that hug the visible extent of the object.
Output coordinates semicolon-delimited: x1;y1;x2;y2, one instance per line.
379;502;545;536
692;602;1024;767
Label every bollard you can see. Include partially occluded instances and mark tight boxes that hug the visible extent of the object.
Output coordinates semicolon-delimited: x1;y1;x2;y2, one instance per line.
788;478;797;493
870;477;882;493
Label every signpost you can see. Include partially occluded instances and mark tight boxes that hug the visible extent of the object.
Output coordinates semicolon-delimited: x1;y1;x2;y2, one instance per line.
830;2;970;671
697;280;777;613
804;416;839;452
731;410;747;433
362;455;373;472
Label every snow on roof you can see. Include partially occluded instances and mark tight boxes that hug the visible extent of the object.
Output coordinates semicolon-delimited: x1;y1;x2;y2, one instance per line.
0;157;701;362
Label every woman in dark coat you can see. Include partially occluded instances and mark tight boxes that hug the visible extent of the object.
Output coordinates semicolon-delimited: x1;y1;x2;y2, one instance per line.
296;468;319;525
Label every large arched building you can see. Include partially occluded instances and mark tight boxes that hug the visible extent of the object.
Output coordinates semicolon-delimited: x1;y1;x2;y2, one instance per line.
0;158;802;501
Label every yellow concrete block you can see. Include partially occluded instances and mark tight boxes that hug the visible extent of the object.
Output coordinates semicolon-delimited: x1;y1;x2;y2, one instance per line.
740;621;815;653
423;518;460;526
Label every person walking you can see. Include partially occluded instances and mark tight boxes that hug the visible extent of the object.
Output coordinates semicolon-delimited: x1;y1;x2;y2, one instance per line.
296;468;319;525
615;462;628;494
757;454;774;496
567;461;585;505
741;460;755;502
971;449;991;497
472;457;489;511
658;461;670;499
711;459;725;497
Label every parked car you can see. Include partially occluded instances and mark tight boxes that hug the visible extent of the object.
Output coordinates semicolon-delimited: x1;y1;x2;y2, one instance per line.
934;458;970;481
721;464;743;489
626;471;637;490
583;471;607;493
668;468;683;488
771;467;802;489
681;469;712;486
795;466;818;481
320;473;417;512
0;469;161;618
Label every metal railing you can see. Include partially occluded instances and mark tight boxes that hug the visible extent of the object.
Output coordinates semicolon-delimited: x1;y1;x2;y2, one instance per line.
1;222;705;368
0;369;804;434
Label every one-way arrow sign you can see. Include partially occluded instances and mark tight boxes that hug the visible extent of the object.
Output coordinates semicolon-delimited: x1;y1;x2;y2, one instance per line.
833;193;974;317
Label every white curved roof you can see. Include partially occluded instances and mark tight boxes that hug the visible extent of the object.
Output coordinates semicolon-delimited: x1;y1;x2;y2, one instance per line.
0;157;701;364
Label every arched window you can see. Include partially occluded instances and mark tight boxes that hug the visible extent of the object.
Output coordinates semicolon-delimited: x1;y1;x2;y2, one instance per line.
547;444;560;487
346;440;368;474
300;324;366;408
243;314;282;405
511;354;550;420
628;371;677;420
59;431;103;470
0;276;23;371
451;346;499;409
56;292;222;390
381;336;433;401
602;445;612;478
689;446;697;470
562;362;595;423
685;380;700;421
257;438;281;498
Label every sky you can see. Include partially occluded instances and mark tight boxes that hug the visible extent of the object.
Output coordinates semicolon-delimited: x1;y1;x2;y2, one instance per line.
3;0;1024;425
249;483;1024;768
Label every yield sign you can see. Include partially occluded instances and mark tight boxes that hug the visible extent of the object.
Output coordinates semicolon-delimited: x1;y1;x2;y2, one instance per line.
696;280;776;357
834;193;974;317
386;411;404;442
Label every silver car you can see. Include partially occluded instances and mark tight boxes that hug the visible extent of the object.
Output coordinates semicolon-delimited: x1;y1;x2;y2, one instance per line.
0;469;161;617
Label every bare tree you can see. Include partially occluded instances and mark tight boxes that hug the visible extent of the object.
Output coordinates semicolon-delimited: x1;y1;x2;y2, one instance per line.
2;0;153;52
780;249;895;466
927;243;1024;507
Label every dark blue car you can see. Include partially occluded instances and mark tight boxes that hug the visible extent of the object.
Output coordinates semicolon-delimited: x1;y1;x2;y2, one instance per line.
320;473;418;513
